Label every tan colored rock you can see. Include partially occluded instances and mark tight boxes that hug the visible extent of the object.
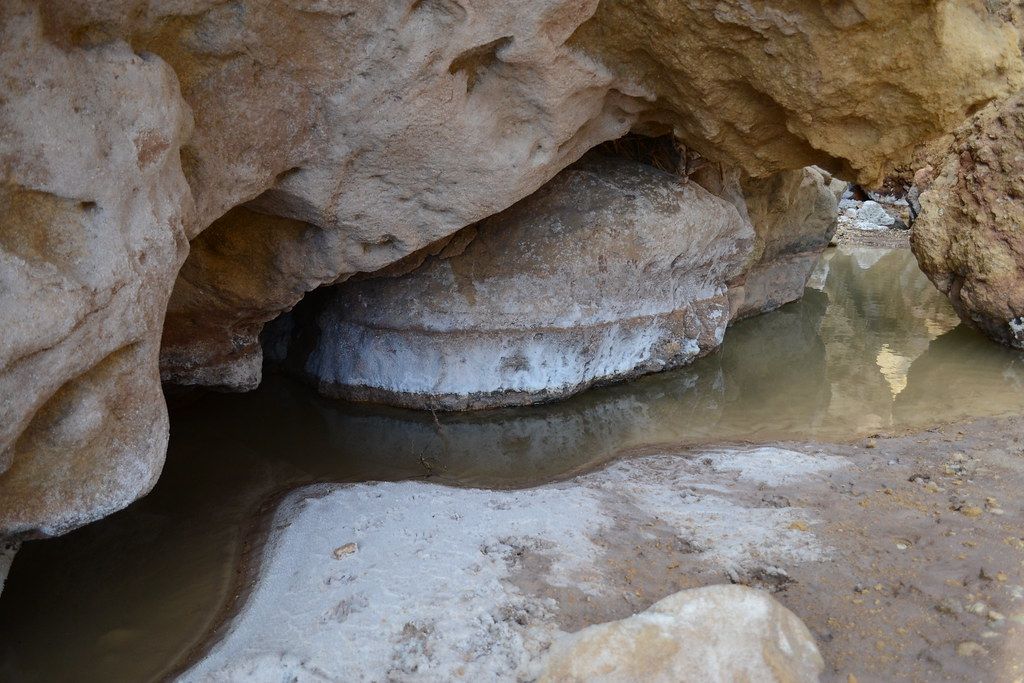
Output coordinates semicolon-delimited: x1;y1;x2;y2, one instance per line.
3;0;1023;535
695;165;842;320
913;92;1024;348
537;584;824;683
573;0;1024;183
732;167;843;320
0;4;192;536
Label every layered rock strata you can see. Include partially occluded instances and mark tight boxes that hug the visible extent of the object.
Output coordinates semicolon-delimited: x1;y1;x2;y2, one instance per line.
284;156;839;409
913;92;1024;349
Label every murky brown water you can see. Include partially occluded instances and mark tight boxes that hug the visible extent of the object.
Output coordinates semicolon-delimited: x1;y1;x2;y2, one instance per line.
2;246;1023;682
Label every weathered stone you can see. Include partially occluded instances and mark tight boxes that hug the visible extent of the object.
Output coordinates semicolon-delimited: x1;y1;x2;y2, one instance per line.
0;5;192;537
58;0;1016;390
726;167;842;320
292;154;753;409
537;585;824;683
913;92;1024;349
284;156;839;409
856;201;896;230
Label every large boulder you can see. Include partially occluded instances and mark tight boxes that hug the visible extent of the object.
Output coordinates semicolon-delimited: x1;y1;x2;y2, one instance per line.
913;92;1024;348
26;1;1017;390
0;5;192;537
537;585;824;683
289;154;753;409
283;155;840;410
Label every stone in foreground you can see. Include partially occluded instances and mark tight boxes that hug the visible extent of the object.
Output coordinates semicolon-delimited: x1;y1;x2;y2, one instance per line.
537;585;824;683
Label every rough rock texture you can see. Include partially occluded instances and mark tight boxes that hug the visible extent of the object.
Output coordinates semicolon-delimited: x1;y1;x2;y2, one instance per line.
913;92;1024;349
290;154;752;409
0;5;193;537
537;585;824;683
284;157;839;409
2;0;1023;534
572;0;1024;182
719;166;844;320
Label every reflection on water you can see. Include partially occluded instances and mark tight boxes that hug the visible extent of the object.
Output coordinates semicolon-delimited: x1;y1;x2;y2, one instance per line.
2;247;1023;682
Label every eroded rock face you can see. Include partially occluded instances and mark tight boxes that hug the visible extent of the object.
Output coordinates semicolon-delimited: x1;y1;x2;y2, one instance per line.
695;165;844;320
913;92;1024;349
288;155;752;409
573;0;1024;182
537;585;824;683
0;5;192;537
36;0;1014;391
284;155;840;410
2;0;1023;535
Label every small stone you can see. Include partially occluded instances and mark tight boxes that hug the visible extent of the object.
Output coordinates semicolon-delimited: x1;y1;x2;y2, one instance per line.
865;439;877;449
988;610;1005;622
967;602;988;616
855;201;896;229
332;542;359;559
957;641;987;657
936;598;962;615
961;506;983;518
789;520;810;532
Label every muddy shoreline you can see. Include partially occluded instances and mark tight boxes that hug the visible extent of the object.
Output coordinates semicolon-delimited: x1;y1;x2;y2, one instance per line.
173;412;1024;682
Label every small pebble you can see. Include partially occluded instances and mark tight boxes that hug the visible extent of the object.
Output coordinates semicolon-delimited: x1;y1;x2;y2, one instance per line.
332;542;359;559
957;641;987;657
967;602;988;616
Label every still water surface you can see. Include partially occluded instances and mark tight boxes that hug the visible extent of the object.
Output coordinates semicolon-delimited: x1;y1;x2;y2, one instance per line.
2;246;1023;682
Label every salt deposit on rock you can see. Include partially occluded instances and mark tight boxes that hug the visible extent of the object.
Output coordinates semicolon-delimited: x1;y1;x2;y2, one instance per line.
290;154;753;409
179;447;845;681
